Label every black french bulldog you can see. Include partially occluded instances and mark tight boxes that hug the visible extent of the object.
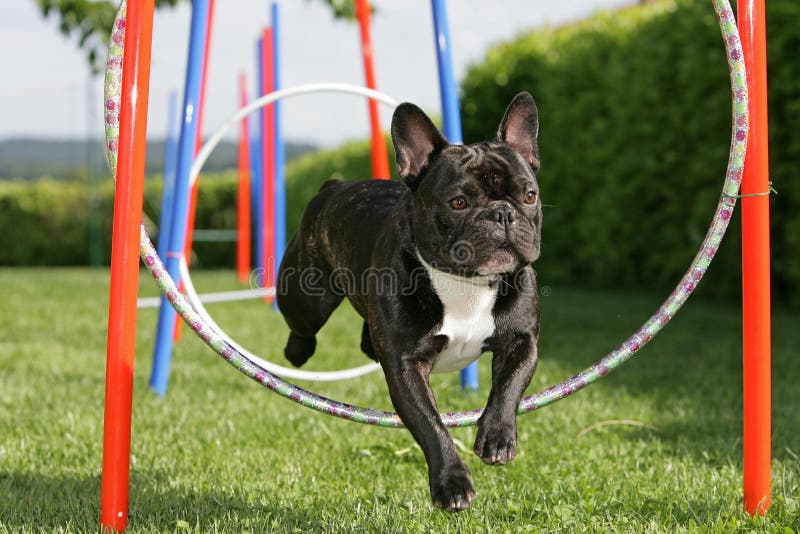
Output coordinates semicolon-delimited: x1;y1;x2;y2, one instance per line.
276;92;542;512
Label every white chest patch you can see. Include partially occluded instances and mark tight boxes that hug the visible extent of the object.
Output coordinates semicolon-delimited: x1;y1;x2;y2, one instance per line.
418;253;499;374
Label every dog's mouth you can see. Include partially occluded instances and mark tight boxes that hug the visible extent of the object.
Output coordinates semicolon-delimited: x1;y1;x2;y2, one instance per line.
476;244;518;275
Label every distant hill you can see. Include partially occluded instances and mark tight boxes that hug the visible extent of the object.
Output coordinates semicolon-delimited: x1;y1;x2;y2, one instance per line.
0;138;318;180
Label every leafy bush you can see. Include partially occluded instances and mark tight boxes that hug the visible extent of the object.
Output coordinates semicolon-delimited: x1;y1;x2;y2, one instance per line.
0;141;400;268
4;0;798;307
0;173;239;268
0;179;106;266
460;0;798;304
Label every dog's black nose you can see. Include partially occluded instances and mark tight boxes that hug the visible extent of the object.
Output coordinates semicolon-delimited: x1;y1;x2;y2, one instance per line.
490;206;515;226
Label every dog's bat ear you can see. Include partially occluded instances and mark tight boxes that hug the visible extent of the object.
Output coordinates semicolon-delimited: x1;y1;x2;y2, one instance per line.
391;103;448;190
497;92;540;171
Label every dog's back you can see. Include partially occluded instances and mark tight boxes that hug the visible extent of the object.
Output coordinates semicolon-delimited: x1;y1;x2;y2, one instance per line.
293;179;407;273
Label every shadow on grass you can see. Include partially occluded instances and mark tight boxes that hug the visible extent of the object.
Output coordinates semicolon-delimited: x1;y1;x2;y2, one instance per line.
0;470;325;531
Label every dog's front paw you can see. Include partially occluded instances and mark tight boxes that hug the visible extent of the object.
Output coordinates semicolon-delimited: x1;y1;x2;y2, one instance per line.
429;463;476;512
474;420;517;466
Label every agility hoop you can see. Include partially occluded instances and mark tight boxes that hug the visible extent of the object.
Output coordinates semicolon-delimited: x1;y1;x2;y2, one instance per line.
178;256;383;382
104;0;748;428
186;83;399;382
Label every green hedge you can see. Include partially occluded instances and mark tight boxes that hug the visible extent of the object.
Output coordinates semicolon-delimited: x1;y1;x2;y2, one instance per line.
0;140;397;269
0;173;240;268
460;0;799;304
0;179;110;266
3;0;797;306
0;140;397;268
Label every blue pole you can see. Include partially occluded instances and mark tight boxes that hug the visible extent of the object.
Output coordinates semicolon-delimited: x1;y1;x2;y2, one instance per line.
249;73;262;271
249;107;262;270
157;90;179;261
253;37;265;277
271;1;286;310
431;0;463;144
150;0;211;396
431;0;478;391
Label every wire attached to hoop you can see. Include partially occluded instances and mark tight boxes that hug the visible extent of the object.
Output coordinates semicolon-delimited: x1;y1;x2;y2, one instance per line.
721;181;778;199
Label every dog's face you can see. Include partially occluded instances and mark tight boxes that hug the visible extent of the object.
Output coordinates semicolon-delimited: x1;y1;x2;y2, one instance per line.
391;93;542;276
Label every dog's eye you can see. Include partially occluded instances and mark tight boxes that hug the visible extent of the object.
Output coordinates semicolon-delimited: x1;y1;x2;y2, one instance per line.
449;196;469;210
524;191;538;205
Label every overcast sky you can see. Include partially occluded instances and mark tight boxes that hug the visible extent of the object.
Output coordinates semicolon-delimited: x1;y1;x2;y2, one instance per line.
1;0;632;147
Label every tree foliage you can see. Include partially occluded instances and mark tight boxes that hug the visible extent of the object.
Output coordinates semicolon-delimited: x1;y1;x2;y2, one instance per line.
34;0;180;72
34;0;352;72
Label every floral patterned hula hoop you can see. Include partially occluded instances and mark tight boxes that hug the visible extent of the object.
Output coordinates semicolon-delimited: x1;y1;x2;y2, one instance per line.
104;0;748;428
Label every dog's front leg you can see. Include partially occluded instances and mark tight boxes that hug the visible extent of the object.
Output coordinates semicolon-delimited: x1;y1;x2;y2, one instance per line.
474;333;538;465
383;348;475;512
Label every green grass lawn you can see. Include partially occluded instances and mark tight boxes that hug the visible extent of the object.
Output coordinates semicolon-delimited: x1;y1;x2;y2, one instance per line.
0;268;797;532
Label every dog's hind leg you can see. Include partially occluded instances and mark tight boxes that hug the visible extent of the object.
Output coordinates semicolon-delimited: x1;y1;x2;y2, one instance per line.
279;288;343;368
360;322;377;361
276;238;343;367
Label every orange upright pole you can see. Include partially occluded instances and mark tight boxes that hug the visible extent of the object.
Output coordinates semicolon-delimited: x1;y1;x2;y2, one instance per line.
237;72;252;285
261;27;276;300
738;0;772;517
100;1;155;531
355;0;390;180
175;0;215;342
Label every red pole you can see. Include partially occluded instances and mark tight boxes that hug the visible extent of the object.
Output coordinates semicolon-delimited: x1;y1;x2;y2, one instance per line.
738;0;772;517
237;72;252;285
175;0;215;342
355;0;390;180
100;1;155;531
261;27;276;300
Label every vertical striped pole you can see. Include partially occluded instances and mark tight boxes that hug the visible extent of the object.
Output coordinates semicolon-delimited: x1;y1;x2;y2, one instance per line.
261;27;276;299
237;72;253;285
149;0;211;396
354;0;390;180
738;0;772;516
271;1;286;305
431;0;478;391
157;90;179;261
100;0;154;530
